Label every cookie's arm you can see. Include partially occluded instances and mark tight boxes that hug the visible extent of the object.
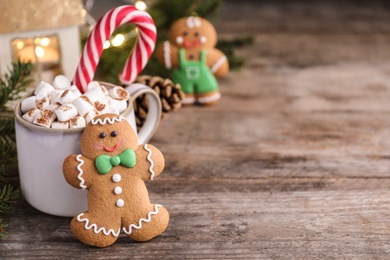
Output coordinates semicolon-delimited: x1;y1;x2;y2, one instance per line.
156;41;179;69
135;144;165;181
206;48;229;77
63;154;93;189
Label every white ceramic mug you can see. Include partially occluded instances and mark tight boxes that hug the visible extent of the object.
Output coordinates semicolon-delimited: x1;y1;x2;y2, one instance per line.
14;83;161;217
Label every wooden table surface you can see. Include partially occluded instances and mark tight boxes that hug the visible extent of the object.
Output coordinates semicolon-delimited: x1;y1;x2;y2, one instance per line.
3;0;390;259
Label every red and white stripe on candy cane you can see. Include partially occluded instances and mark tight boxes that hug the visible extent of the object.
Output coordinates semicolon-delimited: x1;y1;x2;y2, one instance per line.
73;5;156;93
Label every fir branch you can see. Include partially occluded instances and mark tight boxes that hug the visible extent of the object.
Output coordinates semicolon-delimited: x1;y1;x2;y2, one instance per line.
0;117;16;137
0;185;20;215
217;35;255;70
0;185;20;238
150;0;223;32
0;135;18;175
0;219;7;238
0;60;33;111
0;115;17;178
0;60;32;239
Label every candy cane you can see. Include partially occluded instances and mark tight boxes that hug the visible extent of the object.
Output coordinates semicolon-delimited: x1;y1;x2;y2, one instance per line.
73;5;156;93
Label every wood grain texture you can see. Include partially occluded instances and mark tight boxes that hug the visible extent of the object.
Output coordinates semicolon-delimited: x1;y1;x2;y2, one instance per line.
3;0;390;259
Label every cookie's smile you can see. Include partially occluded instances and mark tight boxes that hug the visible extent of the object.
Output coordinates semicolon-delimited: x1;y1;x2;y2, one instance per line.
183;39;200;49
103;143;118;152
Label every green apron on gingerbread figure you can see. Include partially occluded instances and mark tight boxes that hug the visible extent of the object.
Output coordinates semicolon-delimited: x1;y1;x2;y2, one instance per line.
173;49;219;103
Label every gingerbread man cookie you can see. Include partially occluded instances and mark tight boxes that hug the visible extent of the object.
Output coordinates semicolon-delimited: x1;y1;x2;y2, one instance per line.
156;16;229;105
63;113;169;247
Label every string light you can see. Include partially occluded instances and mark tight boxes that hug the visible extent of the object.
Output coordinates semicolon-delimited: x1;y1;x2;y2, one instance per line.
16;41;24;50
81;0;145;50
103;41;111;49
35;46;45;58
39;37;50;47
135;1;147;11
111;34;125;47
101;30;138;50
81;8;87;17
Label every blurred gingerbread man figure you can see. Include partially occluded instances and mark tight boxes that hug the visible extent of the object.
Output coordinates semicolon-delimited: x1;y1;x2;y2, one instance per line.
156;16;229;105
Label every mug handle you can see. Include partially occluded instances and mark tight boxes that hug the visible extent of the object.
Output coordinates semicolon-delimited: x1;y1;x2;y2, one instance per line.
125;83;162;144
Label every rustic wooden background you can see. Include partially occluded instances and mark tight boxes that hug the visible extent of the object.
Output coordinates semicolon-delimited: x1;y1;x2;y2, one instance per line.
3;0;390;258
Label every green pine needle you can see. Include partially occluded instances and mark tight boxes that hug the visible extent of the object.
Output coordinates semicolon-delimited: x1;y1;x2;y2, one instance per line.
0;117;18;187
0;60;33;111
0;219;8;238
0;116;16;137
0;135;18;175
0;185;20;238
0;60;33;239
0;185;20;215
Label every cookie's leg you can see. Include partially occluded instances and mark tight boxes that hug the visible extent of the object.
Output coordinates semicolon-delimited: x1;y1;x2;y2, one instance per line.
122;204;169;242
173;70;196;105
181;93;196;106
71;212;120;247
194;68;220;105
196;90;221;106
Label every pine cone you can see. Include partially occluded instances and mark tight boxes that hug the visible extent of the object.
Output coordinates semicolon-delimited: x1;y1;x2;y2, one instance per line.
132;75;185;130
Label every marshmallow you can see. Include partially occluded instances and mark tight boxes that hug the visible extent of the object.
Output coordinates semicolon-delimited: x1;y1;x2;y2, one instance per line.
21;96;37;113
87;81;100;91
35;96;50;110
22;108;40;123
69;116;86;129
84;110;97;124
20;75;132;129
59;90;77;105
94;100;110;115
69;85;82;97
109;98;127;114
108;86;130;100
108;106;120;115
51;121;69;129
54;104;78;122
34;81;55;97
84;85;106;103
33;109;56;128
99;85;109;95
50;89;64;104
72;96;94;116
53;75;71;90
45;104;59;112
88;81;108;95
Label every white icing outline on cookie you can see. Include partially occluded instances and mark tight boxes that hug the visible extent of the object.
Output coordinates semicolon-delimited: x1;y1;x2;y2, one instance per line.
176;36;184;45
76;154;87;190
76;213;121;237
91;115;124;125
163;41;172;69
144;144;155;180
186;17;201;28
122;204;162;234
211;55;227;74
182;96;196;105
197;92;221;104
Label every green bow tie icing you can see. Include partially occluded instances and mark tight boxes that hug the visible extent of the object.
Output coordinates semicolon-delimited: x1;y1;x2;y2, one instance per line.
95;148;136;174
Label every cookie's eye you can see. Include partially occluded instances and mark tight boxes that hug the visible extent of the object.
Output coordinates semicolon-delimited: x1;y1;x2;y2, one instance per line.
99;132;106;138
182;31;188;36
111;131;118;137
194;31;199;37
